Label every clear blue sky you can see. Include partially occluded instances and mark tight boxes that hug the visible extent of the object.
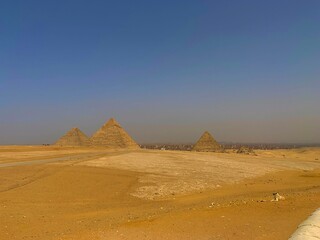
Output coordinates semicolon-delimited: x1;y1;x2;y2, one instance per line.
1;0;319;144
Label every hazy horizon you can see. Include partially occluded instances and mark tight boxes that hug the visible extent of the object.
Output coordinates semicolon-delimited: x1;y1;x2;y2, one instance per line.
1;1;319;145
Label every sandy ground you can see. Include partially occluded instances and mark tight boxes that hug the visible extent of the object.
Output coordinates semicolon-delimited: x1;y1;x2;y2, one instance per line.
80;150;320;200
0;146;120;164
0;146;320;240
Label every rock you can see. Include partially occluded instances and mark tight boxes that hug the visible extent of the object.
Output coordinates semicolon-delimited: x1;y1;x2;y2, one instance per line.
236;146;256;155
271;192;285;201
289;208;320;239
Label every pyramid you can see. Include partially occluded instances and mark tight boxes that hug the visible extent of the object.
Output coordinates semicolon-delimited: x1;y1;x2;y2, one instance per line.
90;118;140;149
192;131;221;152
55;127;91;146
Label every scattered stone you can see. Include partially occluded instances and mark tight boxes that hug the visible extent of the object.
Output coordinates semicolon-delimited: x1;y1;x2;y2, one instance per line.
236;146;256;155
271;192;285;202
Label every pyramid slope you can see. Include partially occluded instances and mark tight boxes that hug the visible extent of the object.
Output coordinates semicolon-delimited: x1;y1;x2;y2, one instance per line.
90;118;140;149
55;128;90;146
192;131;221;152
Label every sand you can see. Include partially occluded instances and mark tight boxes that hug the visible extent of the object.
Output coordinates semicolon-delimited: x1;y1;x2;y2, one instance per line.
0;146;319;240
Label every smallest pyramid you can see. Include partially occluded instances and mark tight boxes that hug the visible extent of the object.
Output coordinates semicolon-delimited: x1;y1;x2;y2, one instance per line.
192;131;221;152
55;127;90;146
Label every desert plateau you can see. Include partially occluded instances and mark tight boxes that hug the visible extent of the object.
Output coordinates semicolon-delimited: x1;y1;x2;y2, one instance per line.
1;146;320;240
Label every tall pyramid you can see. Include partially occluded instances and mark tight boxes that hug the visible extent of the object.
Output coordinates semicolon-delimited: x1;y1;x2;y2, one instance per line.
192;131;221;152
90;118;140;149
55;127;91;146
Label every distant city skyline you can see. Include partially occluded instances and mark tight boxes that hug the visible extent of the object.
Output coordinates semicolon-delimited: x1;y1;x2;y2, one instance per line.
1;1;319;145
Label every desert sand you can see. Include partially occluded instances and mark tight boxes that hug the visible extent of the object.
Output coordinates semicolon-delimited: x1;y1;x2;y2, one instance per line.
0;146;320;240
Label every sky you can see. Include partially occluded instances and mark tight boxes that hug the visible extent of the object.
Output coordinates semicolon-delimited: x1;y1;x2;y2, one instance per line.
0;0;319;145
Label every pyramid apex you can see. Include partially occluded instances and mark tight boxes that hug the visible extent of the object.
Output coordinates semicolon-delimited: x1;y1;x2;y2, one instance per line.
105;117;120;127
203;131;214;137
109;117;117;123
